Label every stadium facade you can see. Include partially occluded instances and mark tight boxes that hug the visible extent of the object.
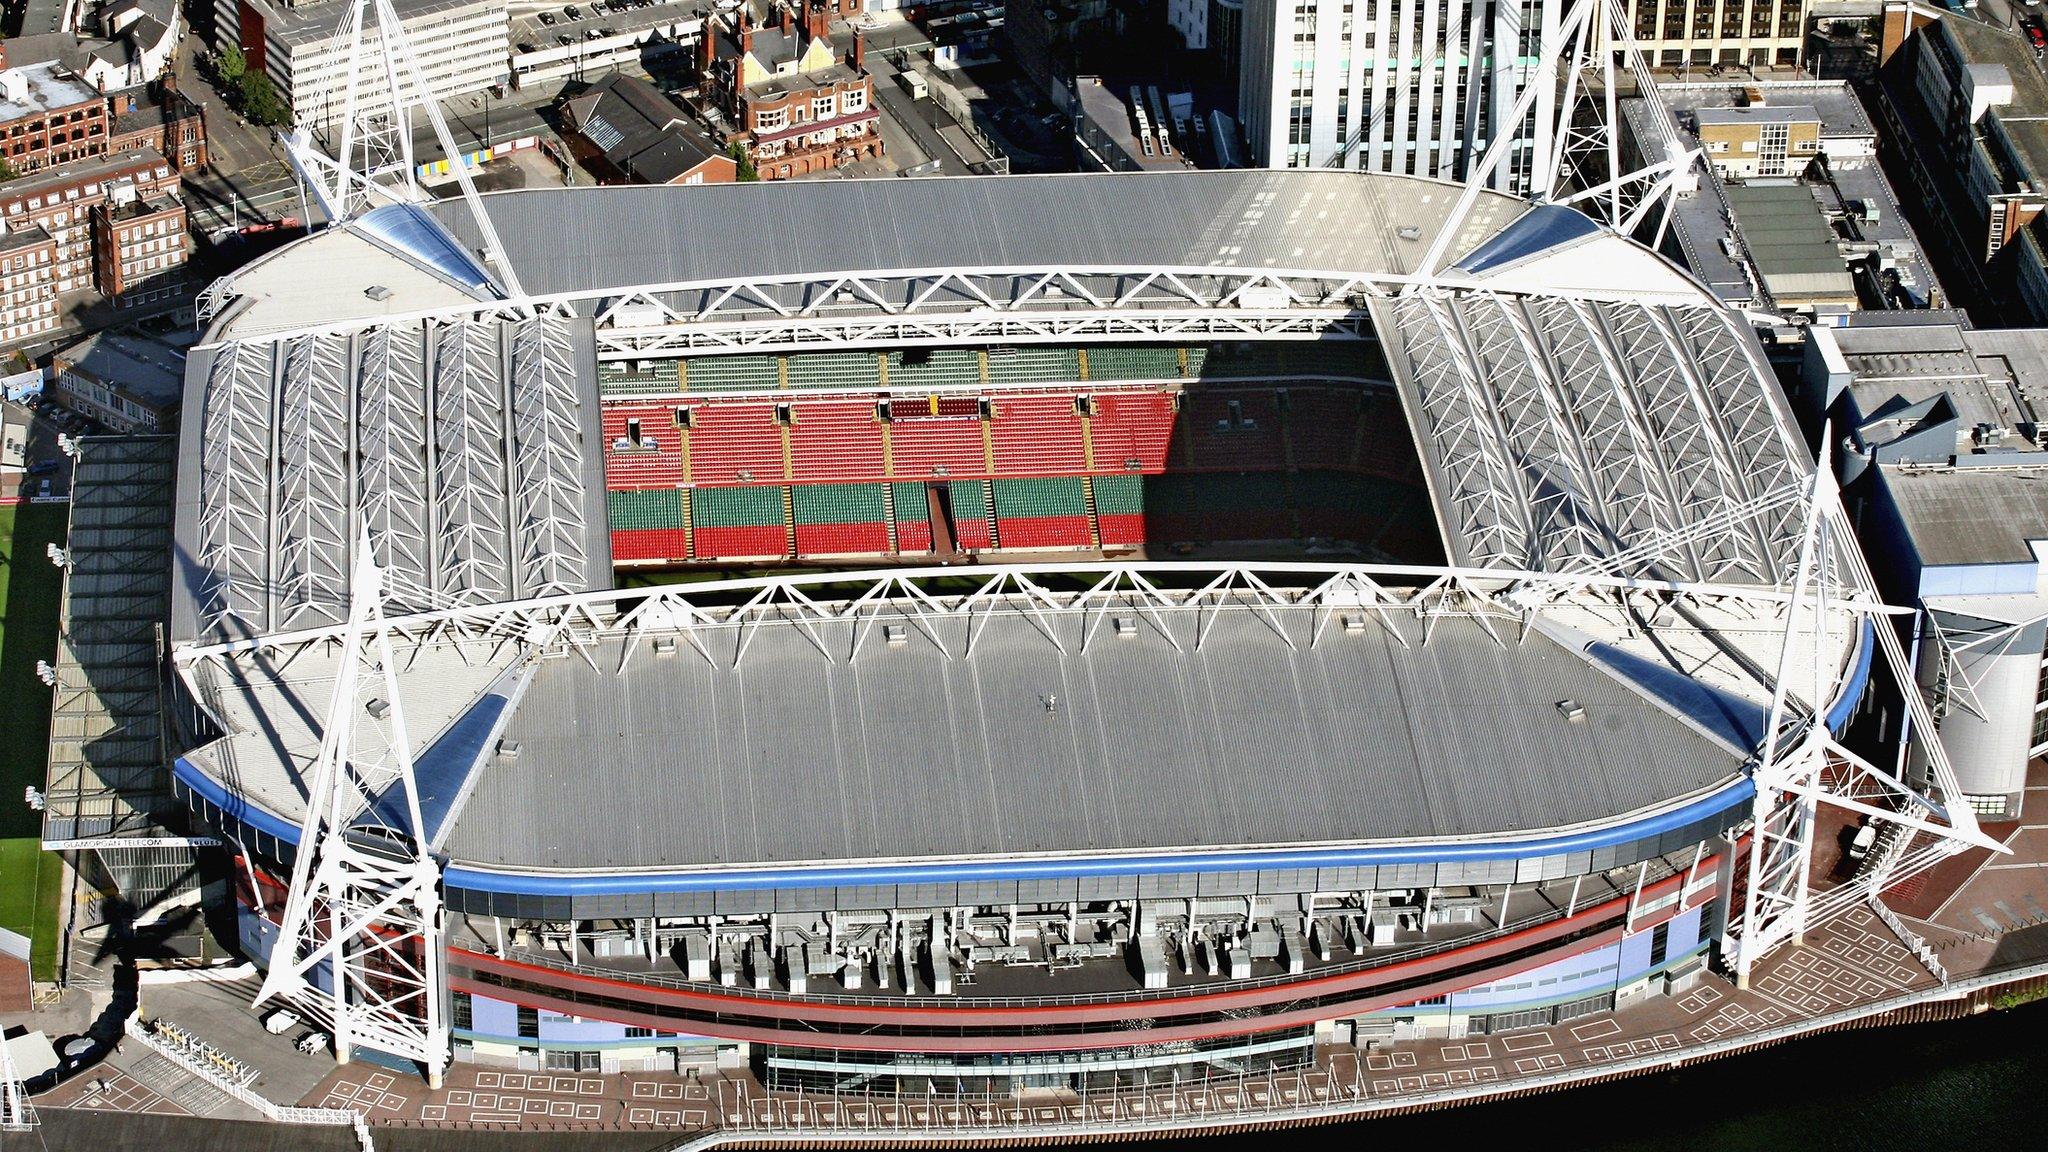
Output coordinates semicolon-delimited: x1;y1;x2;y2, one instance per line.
166;170;1883;1092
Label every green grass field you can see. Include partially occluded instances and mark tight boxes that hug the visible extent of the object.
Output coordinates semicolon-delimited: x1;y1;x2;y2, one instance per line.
0;502;68;980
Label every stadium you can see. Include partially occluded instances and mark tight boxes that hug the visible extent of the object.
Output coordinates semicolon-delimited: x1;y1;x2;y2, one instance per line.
165;169;1878;1096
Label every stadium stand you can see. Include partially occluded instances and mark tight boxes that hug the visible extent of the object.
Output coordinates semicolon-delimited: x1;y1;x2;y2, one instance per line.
788;397;888;483
989;393;1089;475
792;483;893;556
886;347;983;389
598;343;1436;567
990;477;1093;550
686;402;788;485
893;482;934;553
691;485;789;560
985;345;1082;385
608;488;690;562
891;405;991;479
785;351;882;390
684;354;783;391
1083;344;1185;381
949;479;995;549
1092;473;1148;548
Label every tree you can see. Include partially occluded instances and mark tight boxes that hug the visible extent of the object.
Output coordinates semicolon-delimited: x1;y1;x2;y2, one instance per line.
727;141;758;182
238;71;291;128
0;157;19;183
216;44;246;87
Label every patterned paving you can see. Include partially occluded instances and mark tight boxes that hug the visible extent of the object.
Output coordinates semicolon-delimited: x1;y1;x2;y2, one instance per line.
56;1069;188;1116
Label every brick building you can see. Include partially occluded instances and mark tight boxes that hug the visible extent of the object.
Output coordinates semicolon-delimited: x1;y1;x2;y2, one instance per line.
703;0;880;180
93;193;187;306
106;81;208;172
0;226;60;345
0;148;187;345
0;49;113;175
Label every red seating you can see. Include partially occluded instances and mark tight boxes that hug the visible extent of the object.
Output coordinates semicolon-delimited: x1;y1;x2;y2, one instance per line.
787;398;887;483
793;521;892;556
691;525;789;560
1096;514;1147;547
611;528;690;562
687;402;787;485
1087;392;1175;475
891;415;988;480
601;403;686;488
990;395;1087;475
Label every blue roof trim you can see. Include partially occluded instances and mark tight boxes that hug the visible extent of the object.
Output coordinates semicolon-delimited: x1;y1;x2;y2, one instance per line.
1828;620;1876;734
354;203;500;296
441;778;1755;897
350;692;510;844
1452;203;1603;276
172;755;303;844
1586;642;1770;753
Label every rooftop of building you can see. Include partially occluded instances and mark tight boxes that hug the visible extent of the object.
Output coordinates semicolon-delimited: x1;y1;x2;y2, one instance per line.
102;193;182;222
56;327;186;408
0;60;105;121
1693;103;1821;127
1657;79;1877;138
1941;16;2048;185
1882;463;2048;567
564;73;727;183
239;0;508;46
0;223;55;253
0;147;170;203
746;57;860;100
1722;181;1856;299
1074;75;1186;172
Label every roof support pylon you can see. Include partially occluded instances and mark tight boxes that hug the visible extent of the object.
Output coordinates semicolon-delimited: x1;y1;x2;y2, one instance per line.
1729;439;2002;986
280;0;526;302
1412;0;1700;284
253;533;450;1087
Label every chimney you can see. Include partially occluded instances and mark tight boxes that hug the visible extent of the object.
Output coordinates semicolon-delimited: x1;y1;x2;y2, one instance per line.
780;2;793;34
851;29;864;72
806;0;827;40
698;22;715;75
741;17;753;57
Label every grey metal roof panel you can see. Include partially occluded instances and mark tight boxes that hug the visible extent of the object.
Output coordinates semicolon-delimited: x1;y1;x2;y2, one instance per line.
427;170;1527;298
171;313;610;643
1881;466;2048;567
443;608;1746;872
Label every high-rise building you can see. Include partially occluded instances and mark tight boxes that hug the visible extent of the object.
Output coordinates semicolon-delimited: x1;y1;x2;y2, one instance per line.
1236;0;1562;189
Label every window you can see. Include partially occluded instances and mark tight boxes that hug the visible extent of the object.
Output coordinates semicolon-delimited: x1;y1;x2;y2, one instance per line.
452;993;473;1031
625;1026;655;1038
841;87;866;114
812;94;836;121
516;1005;539;1039
756;106;787;132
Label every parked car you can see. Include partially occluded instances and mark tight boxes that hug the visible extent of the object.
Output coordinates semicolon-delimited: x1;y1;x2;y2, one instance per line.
538;9;556;23
35;478;51;497
26;458;58;476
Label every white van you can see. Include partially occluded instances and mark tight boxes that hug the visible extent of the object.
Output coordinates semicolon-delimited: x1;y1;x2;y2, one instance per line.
262;1008;301;1035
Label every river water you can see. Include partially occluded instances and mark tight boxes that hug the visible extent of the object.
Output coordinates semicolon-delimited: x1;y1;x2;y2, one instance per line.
1120;1002;2048;1152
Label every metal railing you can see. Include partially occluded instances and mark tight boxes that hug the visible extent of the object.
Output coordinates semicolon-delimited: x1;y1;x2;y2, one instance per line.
123;1015;373;1151
662;954;2048;1150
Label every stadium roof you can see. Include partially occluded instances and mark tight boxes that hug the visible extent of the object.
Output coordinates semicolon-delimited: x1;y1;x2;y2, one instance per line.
441;606;1751;872
168;169;1835;881
171;312;611;642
